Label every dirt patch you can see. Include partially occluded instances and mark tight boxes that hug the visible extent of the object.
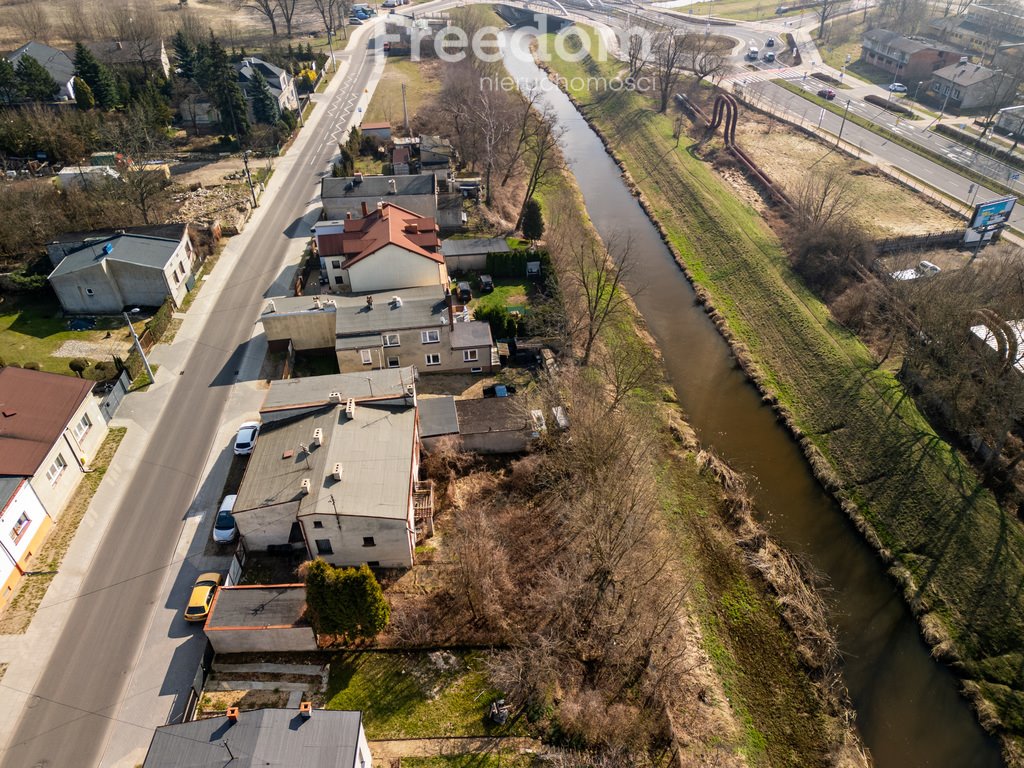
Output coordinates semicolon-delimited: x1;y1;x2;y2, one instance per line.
731;110;964;237
197;689;291;716
174;157;254;189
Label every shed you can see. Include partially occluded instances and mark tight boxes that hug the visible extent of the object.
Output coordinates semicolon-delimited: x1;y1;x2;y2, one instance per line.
418;396;459;450
204;584;317;653
440;237;511;272
454;397;534;453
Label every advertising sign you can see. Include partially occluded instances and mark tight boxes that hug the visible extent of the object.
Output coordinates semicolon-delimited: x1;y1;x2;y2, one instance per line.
965;196;1017;244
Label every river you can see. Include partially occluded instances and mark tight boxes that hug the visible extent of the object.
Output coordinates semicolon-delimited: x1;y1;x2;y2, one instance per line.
500;29;1004;768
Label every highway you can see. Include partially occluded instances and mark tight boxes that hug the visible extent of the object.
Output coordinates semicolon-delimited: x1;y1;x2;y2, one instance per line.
0;27;384;768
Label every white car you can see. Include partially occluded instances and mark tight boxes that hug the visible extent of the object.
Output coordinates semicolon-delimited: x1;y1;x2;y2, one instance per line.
233;421;260;455
213;495;238;544
888;82;908;93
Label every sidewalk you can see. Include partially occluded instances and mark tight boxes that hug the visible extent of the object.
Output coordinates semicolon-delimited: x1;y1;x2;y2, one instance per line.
0;19;389;768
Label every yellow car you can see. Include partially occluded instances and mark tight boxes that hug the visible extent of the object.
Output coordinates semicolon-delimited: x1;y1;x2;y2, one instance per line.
184;572;222;623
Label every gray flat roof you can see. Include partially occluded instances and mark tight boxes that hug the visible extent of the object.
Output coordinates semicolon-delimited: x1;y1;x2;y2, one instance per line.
418;396;459;437
262;295;338;315
143;708;363;768
455;398;530;434
235;404;415;521
49;234;181;278
263;368;416;412
206;585;308;629
450;321;493;349
440;237;510;258
333;286;449;337
0;477;23;509
322;174;434;199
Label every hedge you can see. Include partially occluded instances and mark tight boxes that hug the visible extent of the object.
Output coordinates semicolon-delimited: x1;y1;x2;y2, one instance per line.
485;248;551;277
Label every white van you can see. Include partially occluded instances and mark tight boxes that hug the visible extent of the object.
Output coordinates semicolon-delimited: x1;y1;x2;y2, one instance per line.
746;46;759;61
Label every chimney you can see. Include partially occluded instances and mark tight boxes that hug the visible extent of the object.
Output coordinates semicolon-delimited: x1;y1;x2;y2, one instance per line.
328;391;342;403
312;428;323;447
388;178;397;194
227;707;240;723
404;223;418;234
300;478;311;495
346;211;352;220
345;398;356;418
300;701;313;719
366;295;374;309
361;201;369;217
333;462;343;481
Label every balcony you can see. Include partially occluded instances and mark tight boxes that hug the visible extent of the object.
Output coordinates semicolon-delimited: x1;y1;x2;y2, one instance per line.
413;480;434;542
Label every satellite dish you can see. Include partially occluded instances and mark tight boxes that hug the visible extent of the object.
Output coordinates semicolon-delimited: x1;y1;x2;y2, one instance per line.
130;307;141;314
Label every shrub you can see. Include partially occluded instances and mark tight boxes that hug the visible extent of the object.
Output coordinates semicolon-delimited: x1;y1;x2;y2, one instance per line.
302;560;390;642
22;362;40;370
69;358;89;377
864;94;913;116
474;303;519;339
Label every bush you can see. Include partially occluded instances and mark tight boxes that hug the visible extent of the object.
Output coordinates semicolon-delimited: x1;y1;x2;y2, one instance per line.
486;248;551;277
22;362;40;370
474;303;519;339
864;94;913;116
92;360;118;380
302;560;390;642
69;358;89;377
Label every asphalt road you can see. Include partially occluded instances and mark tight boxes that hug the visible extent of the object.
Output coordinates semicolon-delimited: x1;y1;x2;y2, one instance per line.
0;32;382;768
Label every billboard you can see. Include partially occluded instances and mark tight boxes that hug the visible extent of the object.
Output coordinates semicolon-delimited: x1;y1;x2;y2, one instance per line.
969;196;1016;230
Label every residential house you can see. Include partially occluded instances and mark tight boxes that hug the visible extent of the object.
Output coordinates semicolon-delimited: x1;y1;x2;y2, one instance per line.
321;174;465;231
441;237;510;272
312;202;446;293
417;395;460;450
55;166;121;190
85;39;171;78
419;134;455;172
237;56;300;117
996;103;1024;136
860;29;964;82
360;120;392;141
142;707;372;768
0;368;108;605
928;61;1017;110
931;3;1024;57
5;42;75;101
231;368;432;568
259;287;497;374
204;584;316;653
455;397;539;453
48;228;198;313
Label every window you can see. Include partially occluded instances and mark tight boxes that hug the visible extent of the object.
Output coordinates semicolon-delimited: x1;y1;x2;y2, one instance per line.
387;355;400;368
420;330;440;344
367;561;380;567
382;333;400;347
73;414;92;440
425;353;441;366
360;349;373;365
363;536;376;547
331;260;341;269
463;349;479;363
10;513;30;543
315;539;334;555
45;454;67;485
313;521;324;529
85;288;95;296
334;275;344;284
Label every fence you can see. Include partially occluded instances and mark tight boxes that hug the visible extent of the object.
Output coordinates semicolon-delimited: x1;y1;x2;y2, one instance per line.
182;640;216;722
874;229;965;254
95;369;132;422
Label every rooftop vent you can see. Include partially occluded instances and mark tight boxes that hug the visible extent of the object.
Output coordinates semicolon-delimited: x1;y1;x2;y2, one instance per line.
102;242;114;254
300;701;313;719
388;178;397;194
300;478;311;495
312;428;323;447
267;299;276;313
333;462;343;481
345;398;356;418
325;299;337;308
328;391;342;403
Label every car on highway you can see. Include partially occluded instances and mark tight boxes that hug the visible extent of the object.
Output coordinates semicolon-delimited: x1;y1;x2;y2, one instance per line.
233;421;260;455
817;88;836;100
184;572;222;622
213;495;238;544
765;37;775;47
888;82;908;93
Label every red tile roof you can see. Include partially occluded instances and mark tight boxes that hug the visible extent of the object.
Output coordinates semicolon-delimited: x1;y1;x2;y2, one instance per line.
321;203;441;266
0;368;94;476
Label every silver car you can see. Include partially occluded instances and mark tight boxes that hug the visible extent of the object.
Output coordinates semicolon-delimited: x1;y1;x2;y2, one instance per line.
213;495;238;544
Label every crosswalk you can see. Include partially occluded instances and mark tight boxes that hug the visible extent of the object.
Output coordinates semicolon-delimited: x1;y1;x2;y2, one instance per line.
721;65;806;85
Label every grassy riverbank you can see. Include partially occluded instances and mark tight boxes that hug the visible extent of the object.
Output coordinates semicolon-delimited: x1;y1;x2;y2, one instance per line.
540;29;1024;762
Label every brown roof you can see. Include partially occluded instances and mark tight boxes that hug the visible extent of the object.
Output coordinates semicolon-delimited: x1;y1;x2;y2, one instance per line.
324;203;441;266
393;147;411;165
0;368;94;476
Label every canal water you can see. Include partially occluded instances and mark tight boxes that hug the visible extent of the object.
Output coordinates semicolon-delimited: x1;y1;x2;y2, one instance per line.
501;30;1004;768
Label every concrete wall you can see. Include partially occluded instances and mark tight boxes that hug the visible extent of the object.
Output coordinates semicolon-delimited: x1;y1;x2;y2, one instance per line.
301;513;414;568
336;323;492;375
0;482;52;609
107;259;175;308
29;396;107;519
323;194;437;221
236;502;300;551
50;262;124;314
343;244;448;293
444;252;486;272
207;625;318;653
356;728;373;768
262;310;336;352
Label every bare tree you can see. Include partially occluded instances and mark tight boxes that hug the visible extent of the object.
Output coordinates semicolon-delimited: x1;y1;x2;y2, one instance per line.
651;30;686;113
58;4;93;44
626;27;652;79
517;105;564;230
244;0;280;37
276;0;300;38
104;3;165;80
311;0;345;48
11;4;52;43
472;87;514;206
681;32;728;89
103;102;172;224
598;328;659;411
793;166;861;229
816;0;848;39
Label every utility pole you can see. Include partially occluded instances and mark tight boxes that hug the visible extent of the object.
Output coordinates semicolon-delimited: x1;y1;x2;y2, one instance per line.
123;312;155;386
402;82;410;135
242;150;258;208
327;26;337;72
836;99;850;147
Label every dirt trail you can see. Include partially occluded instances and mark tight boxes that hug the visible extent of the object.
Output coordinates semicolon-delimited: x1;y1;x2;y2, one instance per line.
369;736;544;758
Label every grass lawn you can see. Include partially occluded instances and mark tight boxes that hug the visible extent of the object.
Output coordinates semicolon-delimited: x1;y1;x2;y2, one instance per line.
401;758;535;768
546;25;1024;756
325;651;523;739
473;280;531;315
668;0;789;21
364;58;443;130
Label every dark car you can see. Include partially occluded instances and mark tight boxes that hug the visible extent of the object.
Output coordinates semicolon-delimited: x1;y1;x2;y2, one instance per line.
765;37;775;47
816;88;836;100
479;274;494;293
775;5;790;12
457;281;472;303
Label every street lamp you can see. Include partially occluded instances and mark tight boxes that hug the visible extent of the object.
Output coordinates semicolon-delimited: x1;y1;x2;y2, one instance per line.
242;150;258;208
836;98;851;146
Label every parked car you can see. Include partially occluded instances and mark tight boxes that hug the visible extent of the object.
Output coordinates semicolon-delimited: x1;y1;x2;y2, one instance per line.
457;281;472;303
184;572;222;622
918;260;941;276
775;5;790;12
233;421;260;455
765;37;776;47
888;82;908;93
479;274;494;293
349;16;364;24
213;495;238;544
817;88;836;100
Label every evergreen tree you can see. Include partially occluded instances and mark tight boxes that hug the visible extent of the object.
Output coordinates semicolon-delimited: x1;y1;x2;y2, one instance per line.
250;69;279;124
0;59;18;106
171;30;196;81
522;197;545;243
15;55;59;102
196;33;249;137
73;77;95;110
74;43;119;110
303;560;390;641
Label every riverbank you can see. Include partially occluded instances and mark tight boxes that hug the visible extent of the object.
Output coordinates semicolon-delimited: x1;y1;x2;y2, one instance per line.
535;30;1024;766
534;160;866;766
